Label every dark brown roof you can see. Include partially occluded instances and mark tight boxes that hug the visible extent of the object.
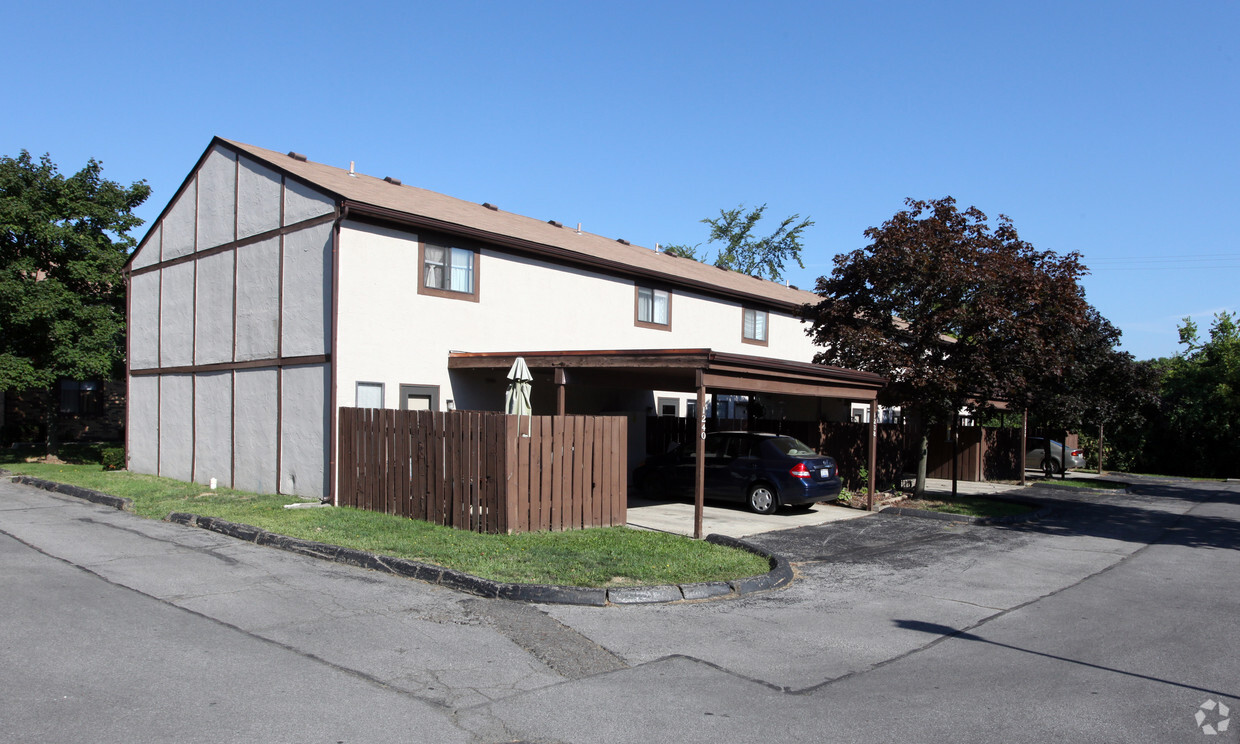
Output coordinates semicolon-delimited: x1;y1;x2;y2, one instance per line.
219;138;821;312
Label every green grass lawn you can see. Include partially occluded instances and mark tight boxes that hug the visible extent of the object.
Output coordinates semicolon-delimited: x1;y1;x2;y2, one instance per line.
1;452;770;587
897;495;1036;519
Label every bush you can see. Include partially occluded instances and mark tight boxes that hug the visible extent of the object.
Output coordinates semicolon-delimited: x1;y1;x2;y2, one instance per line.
100;447;125;471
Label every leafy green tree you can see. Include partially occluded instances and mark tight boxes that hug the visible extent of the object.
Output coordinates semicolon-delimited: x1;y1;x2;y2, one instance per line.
0;151;149;451
803;197;1092;493
662;203;813;283
1019;307;1159;476
1154;312;1240;477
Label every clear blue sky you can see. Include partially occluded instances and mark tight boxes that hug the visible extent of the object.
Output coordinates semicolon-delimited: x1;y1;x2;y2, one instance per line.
5;1;1236;361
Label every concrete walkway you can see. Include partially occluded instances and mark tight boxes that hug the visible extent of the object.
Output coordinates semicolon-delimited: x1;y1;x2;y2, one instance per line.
625;476;1035;539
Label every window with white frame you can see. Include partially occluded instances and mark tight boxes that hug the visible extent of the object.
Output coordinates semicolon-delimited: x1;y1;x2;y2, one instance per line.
742;308;768;344
635;286;670;328
356;382;384;409
657;397;679;416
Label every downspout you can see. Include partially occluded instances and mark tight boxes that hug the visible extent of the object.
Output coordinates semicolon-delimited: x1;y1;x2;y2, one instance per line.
327;202;348;505
123;268;132;470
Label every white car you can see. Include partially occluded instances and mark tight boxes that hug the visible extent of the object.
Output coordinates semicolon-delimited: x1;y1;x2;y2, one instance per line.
1026;440;1086;473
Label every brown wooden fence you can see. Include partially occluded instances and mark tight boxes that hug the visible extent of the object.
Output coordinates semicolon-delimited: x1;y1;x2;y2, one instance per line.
925;425;1023;481
337;408;627;534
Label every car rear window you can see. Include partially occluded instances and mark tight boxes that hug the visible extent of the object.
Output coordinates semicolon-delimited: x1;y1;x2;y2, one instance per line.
767;437;818;457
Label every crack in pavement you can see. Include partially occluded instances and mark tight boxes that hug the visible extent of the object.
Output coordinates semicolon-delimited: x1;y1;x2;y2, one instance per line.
461;598;629;680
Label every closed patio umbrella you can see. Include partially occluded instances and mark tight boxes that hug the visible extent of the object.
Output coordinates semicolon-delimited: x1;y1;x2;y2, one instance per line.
505;356;533;436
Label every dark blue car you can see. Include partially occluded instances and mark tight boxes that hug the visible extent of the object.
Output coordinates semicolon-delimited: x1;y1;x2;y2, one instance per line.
634;431;842;514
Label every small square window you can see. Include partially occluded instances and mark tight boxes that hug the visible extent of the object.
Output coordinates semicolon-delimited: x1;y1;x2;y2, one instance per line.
657;397;679;417
743;308;768;345
636;286;671;329
356;382;384;409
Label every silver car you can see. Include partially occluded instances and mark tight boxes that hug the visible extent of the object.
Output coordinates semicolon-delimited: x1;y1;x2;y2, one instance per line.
1026;440;1086;473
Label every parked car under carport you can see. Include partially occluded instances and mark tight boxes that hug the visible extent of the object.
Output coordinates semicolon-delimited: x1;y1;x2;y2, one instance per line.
1026;439;1085;473
633;431;842;514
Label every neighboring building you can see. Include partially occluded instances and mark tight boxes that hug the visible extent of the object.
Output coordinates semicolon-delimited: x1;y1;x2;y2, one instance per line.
124;138;884;502
1;380;125;445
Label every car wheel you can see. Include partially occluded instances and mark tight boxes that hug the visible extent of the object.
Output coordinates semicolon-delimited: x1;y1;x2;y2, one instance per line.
1041;457;1062;475
747;484;778;515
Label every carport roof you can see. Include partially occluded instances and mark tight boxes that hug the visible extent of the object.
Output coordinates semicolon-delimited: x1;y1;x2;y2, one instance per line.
447;348;886;401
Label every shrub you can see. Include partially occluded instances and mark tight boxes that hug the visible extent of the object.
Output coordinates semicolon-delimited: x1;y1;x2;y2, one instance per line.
100;447;126;471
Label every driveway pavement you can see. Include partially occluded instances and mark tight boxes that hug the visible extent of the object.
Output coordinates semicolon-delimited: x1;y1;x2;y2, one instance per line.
626;476;1026;538
2;473;1237;743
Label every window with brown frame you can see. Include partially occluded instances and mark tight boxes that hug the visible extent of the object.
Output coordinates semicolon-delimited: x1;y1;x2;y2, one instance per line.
418;238;479;302
742;307;769;345
635;285;671;329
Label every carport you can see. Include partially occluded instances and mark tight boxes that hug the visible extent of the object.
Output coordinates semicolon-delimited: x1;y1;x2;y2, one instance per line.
448;349;887;538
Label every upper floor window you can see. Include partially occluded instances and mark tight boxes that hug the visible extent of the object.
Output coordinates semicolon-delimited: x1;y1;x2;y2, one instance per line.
635;286;671;329
742;308;768;345
419;238;479;301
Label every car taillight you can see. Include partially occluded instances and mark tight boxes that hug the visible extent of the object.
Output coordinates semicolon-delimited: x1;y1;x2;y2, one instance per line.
790;462;811;479
1071;450;1083;457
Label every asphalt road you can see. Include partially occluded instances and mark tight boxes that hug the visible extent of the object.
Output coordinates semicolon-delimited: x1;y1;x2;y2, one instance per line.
1;474;1236;743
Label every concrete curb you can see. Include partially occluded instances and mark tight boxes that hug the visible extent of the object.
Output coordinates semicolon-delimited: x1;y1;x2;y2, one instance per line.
7;474;792;606
11;475;134;512
880;494;1054;525
168;512;791;606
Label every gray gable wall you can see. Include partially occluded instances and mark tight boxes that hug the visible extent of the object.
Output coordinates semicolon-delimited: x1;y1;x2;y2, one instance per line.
126;141;335;500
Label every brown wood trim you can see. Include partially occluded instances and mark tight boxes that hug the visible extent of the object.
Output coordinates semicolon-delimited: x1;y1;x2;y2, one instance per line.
130;354;329;376
124;272;132;469
276;367;283;495
694;373;706;540
232;152;240;244
156;267;163;368
191;235;199;365
416;235;481;303
633;285;672;331
230;370;236;489
700;373;877;400
128;214;337;277
740;308;770;347
231;239;238;363
190;374;197;483
277;179;286;361
343;201;805;314
155;376;162;477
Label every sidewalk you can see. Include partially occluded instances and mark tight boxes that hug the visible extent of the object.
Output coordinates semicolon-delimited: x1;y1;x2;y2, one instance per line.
626;497;869;539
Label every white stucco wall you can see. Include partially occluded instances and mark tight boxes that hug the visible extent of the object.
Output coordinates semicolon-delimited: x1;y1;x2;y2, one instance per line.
334;220;821;411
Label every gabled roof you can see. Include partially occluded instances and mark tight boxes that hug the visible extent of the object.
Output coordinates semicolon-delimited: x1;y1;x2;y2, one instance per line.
211;137;820;313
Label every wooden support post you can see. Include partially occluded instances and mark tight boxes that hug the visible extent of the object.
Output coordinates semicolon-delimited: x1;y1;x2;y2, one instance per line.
694;370;706;540
554;367;567;416
867;399;878;511
1020;409;1028;486
1098;421;1105;475
951;414;959;498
